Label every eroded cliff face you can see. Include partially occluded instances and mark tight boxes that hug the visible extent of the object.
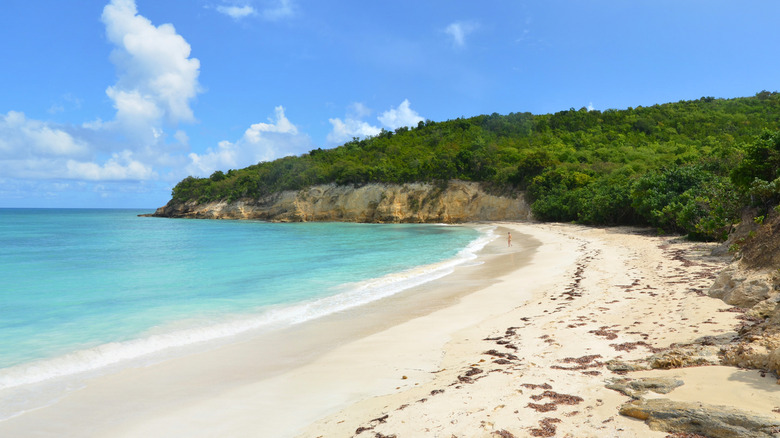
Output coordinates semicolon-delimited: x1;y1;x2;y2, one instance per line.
708;211;780;374
149;181;532;223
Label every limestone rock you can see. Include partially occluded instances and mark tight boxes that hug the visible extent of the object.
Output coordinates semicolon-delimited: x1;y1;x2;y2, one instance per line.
721;334;780;374
606;360;650;374
619;398;780;438
147;181;532;224
709;266;776;308
648;346;721;369
606;377;684;399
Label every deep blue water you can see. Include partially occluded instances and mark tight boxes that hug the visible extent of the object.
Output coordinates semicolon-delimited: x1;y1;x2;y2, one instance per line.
0;209;490;389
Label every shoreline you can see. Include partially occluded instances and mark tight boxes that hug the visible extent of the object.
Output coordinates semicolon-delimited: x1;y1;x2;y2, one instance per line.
0;222;493;392
0;223;534;437
2;222;778;437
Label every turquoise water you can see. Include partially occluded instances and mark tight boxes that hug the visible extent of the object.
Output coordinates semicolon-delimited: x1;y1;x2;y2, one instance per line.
0;209;490;390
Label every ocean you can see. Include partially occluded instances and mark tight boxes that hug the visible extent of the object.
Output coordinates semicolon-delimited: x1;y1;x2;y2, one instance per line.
0;208;492;417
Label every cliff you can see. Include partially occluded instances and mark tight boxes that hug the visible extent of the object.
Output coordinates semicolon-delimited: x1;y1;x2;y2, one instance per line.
148;180;532;223
708;210;780;374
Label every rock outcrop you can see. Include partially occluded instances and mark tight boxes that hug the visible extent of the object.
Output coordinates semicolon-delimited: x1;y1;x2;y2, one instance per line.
147;181;532;223
709;211;780;374
619;398;780;438
606;377;684;399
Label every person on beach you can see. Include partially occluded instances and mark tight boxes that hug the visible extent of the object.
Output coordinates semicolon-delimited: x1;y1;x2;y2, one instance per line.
508;231;512;247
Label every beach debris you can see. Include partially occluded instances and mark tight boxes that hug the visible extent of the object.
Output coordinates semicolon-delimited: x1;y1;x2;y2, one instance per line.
492;430;516;438
521;382;552;390
664;433;710;438
528;417;562;437
620;398;780;438
589;326;619;340
610;340;659;352
530;390;584;405
526;402;557;412
457;375;475;384
464;367;483;377
483;349;520;361
353;414;390;435
551;354;603;371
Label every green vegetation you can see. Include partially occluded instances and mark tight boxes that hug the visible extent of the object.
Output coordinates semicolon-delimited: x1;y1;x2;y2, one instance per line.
170;92;780;240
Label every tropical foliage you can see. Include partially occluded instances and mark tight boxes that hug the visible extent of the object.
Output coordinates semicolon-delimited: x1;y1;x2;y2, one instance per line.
169;92;780;240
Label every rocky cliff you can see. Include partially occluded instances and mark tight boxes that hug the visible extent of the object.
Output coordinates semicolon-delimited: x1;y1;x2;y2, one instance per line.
148;180;532;223
708;210;780;374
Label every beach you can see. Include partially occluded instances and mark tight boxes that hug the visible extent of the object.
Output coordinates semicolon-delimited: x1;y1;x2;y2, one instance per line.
1;222;777;437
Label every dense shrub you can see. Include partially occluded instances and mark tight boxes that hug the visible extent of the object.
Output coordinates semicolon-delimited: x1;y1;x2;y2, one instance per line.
169;92;780;240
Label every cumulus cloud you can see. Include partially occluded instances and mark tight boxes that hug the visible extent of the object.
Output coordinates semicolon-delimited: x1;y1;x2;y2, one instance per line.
377;99;424;131
0;111;89;158
327;100;424;144
66;151;156;181
187;106;311;176
0;111;154;181
102;0;201;128
0;0;202;186
445;21;478;48
326;118;382;144
216;4;256;19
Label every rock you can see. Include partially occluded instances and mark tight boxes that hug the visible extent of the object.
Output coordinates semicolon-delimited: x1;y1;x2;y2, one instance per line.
619;398;780;438
147;181;532;223
748;299;780;320
709;266;776;308
648;346;720;369
606;360;649;374
606;377;684;399
721;334;780;374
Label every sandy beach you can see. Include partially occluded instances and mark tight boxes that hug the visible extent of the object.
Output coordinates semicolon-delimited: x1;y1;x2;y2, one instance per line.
2;222;777;437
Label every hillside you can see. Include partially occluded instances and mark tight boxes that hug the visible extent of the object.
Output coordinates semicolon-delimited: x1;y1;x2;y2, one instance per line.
158;92;780;239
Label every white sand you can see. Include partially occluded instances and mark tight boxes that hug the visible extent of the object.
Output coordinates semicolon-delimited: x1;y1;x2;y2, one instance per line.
0;222;764;438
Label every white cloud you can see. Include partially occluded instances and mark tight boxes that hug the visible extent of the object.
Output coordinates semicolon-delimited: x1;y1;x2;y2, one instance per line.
327;100;424;144
216;5;256;19
212;1;294;21
0;111;155;181
445;21;478;48
245;106;298;137
66;151;157;181
0;111;89;158
327;118;382;144
187;106;311;176
377;99;424;130
587;102;596;111
102;0;201;127
263;0;295;20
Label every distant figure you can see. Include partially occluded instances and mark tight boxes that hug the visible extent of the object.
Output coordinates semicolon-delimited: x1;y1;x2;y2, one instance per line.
507;231;512;247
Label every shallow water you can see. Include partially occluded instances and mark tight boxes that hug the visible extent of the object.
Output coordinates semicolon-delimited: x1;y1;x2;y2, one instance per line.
0;209;490;391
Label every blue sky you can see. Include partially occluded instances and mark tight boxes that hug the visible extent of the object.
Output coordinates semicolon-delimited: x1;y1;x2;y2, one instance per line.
1;0;779;208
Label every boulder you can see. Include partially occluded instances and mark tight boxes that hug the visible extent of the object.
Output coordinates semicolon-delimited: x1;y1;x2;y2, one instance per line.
619;398;780;438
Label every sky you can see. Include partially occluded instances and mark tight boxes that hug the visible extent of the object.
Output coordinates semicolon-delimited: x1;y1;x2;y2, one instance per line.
1;1;779;208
